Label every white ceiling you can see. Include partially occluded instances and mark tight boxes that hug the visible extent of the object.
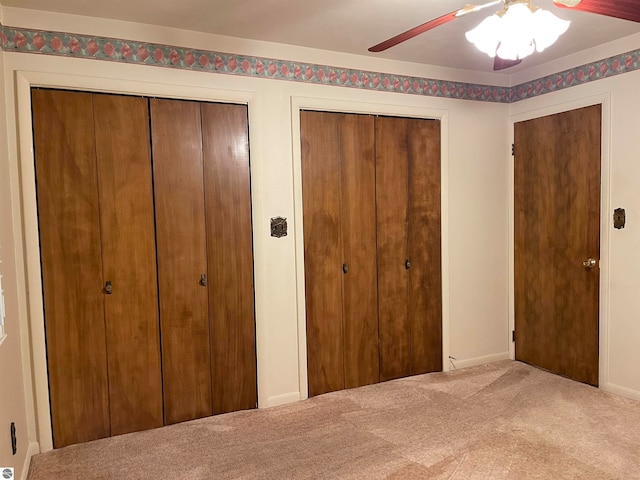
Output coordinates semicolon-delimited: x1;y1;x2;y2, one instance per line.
4;0;640;73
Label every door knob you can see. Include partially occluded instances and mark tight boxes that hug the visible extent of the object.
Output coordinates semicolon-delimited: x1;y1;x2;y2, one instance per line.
342;263;348;274
583;258;597;268
199;274;208;286
104;281;113;295
405;259;411;270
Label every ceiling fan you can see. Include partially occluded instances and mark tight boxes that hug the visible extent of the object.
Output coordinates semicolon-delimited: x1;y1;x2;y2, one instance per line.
368;0;640;71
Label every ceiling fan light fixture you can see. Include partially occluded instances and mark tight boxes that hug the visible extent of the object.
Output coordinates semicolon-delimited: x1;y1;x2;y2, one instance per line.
466;2;570;61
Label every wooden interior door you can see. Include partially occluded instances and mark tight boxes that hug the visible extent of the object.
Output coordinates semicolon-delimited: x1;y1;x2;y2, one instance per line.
32;89;111;448
301;111;379;395
376;116;411;381
301;111;345;397
339;114;379;389
514;104;601;386
93;94;163;435
407;118;443;375
376;116;442;380
201;103;257;414
150;99;212;424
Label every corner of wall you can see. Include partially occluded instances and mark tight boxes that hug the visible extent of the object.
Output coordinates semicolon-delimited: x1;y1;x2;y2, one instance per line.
20;442;39;480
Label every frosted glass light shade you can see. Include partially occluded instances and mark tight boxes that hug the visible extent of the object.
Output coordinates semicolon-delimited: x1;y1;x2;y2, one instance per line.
532;8;571;52
465;15;502;57
466;3;570;61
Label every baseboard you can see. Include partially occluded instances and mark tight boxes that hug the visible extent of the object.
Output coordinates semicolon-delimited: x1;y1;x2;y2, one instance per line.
264;392;300;408
450;352;511;370
20;441;39;480
601;382;640;402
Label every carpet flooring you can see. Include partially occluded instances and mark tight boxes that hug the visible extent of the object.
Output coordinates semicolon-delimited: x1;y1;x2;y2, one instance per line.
27;361;640;479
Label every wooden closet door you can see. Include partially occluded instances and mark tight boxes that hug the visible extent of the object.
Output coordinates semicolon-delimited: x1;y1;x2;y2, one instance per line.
340;114;379;389
376;116;411;381
201;103;257;414
93;94;163;435
407;119;442;375
301;111;345;396
32;89;111;448
151;99;212;424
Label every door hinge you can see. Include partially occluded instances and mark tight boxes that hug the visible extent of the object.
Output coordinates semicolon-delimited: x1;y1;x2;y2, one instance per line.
512;330;515;342
511;143;515;156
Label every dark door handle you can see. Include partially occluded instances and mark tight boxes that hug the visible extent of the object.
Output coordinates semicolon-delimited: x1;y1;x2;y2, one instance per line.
405;259;411;269
343;263;348;274
200;274;208;286
104;281;113;295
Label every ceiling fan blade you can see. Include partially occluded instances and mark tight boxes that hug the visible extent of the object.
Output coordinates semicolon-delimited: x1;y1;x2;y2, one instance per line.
368;10;459;52
368;0;502;52
553;0;640;23
493;56;523;70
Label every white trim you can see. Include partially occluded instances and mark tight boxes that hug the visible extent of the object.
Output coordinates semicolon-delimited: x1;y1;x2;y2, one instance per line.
601;382;640;402
13;69;267;451
507;93;612;389
20;442;39;480
265;392;301;408
290;96;451;400
449;352;511;370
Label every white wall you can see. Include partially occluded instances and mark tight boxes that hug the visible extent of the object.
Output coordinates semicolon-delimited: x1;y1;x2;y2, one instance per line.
0;22;36;480
1;7;511;453
448;103;510;365
509;33;640;400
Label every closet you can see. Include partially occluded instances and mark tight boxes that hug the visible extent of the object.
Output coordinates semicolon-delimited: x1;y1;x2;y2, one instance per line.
301;111;442;397
32;89;256;448
151;99;257;424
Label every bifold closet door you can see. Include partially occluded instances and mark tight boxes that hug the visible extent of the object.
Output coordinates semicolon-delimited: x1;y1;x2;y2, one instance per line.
376;116;442;381
376;116;411;381
93;94;163;435
301;111;345;397
201;103;257;414
407;119;442;375
34;90;164;447
33;89;111;448
151;99;212;424
301;111;378;397
339;114;378;389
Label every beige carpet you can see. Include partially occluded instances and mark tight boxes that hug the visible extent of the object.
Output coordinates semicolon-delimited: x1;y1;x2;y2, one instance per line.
28;361;640;479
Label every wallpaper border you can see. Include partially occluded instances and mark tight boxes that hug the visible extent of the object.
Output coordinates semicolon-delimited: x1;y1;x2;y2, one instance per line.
1;23;639;103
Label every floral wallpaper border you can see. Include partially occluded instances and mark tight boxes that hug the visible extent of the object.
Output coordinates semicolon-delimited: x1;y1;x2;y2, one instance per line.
1;23;639;103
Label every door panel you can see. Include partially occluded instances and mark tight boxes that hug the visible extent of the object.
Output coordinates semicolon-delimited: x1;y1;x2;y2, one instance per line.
201;103;257;414
376;116;411;382
32;89;111;448
151;99;212;423
301;111;346;396
93;94;163;435
515;105;601;386
340;114;379;389
407;119;443;375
